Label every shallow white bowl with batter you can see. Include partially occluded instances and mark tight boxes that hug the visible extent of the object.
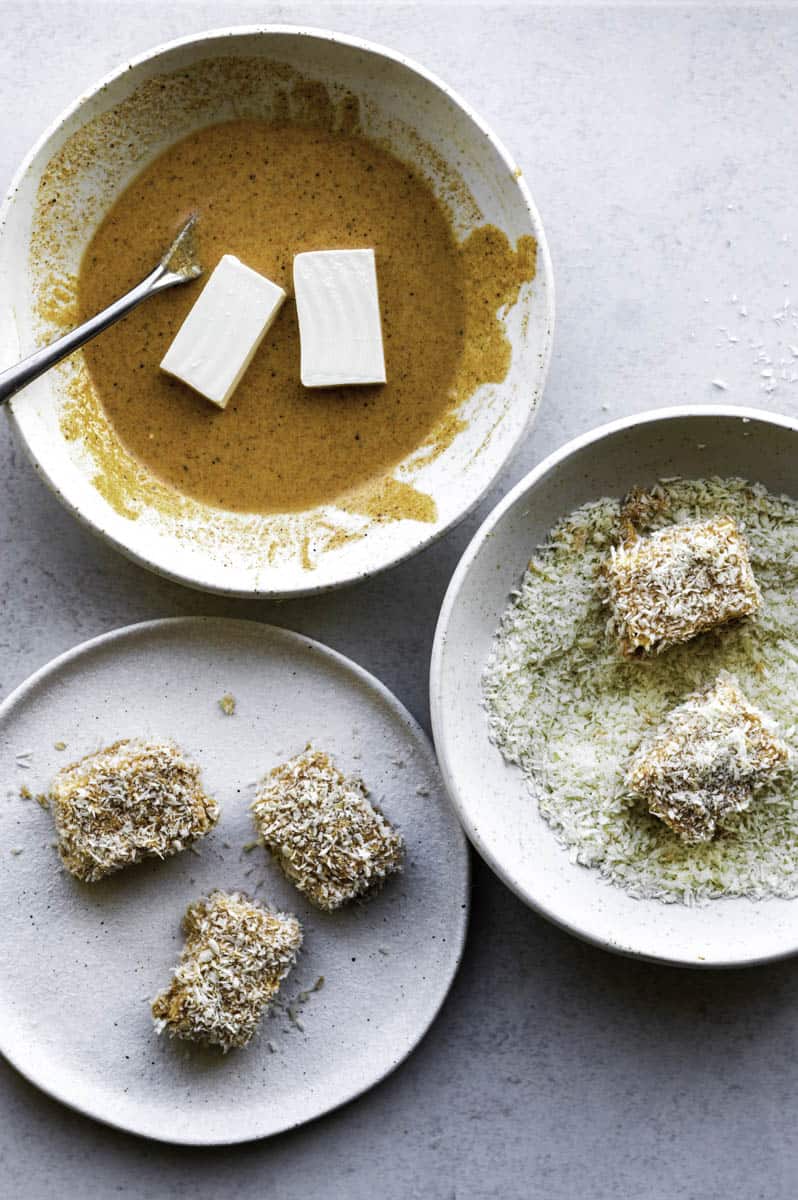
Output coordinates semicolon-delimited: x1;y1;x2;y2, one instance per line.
0;26;554;596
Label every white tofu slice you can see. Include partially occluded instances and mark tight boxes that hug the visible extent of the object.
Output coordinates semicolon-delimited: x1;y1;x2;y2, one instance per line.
293;249;386;388
160;254;286;408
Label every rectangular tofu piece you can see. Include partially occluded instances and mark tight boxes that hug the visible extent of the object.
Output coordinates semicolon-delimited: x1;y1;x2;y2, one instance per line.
251;748;404;910
293;249;386;387
603;515;761;656
49;738;219;882
625;674;789;843
160;254;286;408
152;891;302;1051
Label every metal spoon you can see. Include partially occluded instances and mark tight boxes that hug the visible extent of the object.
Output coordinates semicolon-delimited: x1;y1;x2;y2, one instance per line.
0;216;202;405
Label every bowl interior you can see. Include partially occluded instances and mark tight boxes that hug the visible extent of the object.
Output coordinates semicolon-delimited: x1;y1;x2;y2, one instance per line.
0;27;553;596
431;409;798;966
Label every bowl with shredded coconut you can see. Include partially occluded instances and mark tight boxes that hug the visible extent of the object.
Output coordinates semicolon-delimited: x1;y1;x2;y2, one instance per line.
431;406;798;966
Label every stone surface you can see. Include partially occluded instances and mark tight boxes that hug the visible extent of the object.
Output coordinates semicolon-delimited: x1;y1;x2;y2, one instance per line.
1;2;797;1197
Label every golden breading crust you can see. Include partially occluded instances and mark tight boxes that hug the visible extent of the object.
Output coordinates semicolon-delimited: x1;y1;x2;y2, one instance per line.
151;891;302;1052
625;673;789;842
50;738;219;882
602;514;761;656
251;749;404;911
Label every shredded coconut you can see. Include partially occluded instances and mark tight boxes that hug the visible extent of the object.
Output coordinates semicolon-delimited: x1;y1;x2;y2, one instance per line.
152;890;301;1052
483;477;798;904
625;672;788;843
251;748;404;911
603;509;761;656
49;738;219;882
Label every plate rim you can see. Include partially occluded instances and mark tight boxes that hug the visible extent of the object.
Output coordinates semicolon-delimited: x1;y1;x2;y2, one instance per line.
430;404;798;969
0;615;471;1144
0;23;555;599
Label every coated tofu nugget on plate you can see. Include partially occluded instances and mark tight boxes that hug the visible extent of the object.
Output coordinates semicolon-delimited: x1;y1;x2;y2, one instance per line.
602;515;761;656
251;749;405;911
152;891;302;1052
625;673;789;843
50;738;218;882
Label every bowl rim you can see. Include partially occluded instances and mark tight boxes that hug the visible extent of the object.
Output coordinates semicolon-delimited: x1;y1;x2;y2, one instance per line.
0;23;556;599
430;403;798;968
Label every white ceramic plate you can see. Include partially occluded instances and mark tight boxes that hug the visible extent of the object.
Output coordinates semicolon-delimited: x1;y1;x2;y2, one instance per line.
431;406;798;968
0;618;469;1144
0;26;554;597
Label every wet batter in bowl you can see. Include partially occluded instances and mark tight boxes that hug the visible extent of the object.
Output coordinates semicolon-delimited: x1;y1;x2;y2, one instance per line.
78;118;519;516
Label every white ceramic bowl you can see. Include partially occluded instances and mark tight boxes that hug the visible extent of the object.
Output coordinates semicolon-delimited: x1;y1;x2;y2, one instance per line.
431;406;798;967
0;26;554;597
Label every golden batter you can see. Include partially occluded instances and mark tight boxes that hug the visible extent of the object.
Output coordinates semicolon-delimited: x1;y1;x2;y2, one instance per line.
78;120;470;515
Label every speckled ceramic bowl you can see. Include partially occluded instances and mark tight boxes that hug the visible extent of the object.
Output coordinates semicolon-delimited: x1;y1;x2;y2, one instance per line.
0;26;554;596
431;407;798;968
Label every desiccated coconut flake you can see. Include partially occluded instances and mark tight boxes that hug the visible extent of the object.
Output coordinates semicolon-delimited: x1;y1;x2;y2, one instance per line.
152;890;302;1052
251;748;404;911
601;510;761;657
625;673;789;842
49;738;218;882
483;476;798;905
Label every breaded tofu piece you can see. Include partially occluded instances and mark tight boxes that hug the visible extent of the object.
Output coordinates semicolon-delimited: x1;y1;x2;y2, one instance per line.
602;515;761;656
152;891;302;1051
251;749;404;911
625;674;789;843
50;738;218;882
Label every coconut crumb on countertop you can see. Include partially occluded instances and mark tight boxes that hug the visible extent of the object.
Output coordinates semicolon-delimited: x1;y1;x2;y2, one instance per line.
625;673;789;843
49;738;219;882
251;748;404;911
152;890;302;1052
602;507;761;656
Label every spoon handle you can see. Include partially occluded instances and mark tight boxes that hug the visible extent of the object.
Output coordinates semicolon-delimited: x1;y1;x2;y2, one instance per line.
0;261;185;405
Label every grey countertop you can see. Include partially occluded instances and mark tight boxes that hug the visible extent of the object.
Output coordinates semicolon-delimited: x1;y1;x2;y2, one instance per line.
1;3;797;1197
